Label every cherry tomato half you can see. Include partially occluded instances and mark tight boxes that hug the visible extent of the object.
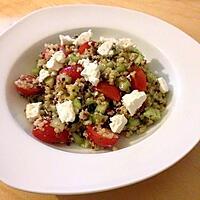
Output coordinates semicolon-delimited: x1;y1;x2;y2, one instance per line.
96;81;121;101
78;42;90;54
32;121;70;144
14;74;43;96
78;41;96;54
59;65;82;82
131;68;147;91
86;125;119;148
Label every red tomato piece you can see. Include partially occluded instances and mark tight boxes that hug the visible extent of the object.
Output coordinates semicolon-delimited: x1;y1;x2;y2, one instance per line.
32;121;70;144
59;65;82;82
78;41;96;54
96;81;121;101
14;74;43;96
78;42;90;54
131;68;147;91
86;125;119;148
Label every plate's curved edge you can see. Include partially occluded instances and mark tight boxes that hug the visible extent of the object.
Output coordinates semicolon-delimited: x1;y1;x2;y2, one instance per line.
1;137;199;195
1;4;200;48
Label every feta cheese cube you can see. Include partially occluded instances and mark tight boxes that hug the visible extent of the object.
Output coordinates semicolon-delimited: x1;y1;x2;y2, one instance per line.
117;38;134;48
73;29;93;46
97;40;113;56
158;77;169;93
46;56;63;71
56;100;75;123
25;102;42;121
59;34;75;45
122;90;147;116
79;58;100;86
53;51;66;63
109;114;127;133
46;50;66;71
38;69;49;82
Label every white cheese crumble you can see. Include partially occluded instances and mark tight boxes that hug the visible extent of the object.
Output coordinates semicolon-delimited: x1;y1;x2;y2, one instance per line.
59;34;75;45
38;69;49;82
46;51;65;71
97;40;114;56
53;51;66;63
116;38;134;48
56;100;75;123
122;90;147;116
73;29;92;46
78;58;100;86
98;37;134;51
157;77;169;93
46;57;63;71
109;114;128;133
25;102;42;121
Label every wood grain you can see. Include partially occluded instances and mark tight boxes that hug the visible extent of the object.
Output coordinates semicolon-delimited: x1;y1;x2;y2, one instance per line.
0;0;200;199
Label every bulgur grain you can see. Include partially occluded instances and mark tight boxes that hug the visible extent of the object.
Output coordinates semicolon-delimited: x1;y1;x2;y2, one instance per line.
14;30;169;150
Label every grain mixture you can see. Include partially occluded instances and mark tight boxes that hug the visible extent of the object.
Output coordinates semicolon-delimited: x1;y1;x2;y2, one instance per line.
14;29;169;150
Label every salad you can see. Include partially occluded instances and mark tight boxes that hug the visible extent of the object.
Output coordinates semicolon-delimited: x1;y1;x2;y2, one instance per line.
14;29;169;150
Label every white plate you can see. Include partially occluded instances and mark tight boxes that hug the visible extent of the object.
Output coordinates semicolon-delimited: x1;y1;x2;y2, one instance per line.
0;4;200;194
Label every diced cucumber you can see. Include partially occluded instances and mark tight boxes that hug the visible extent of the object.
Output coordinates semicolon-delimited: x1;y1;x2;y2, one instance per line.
116;63;126;72
86;98;95;105
73;133;84;146
134;54;144;66
69;54;79;63
95;102;109;114
73;98;81;114
118;78;131;92
106;61;114;69
146;70;157;84
99;63;107;71
143;107;161;121
91;113;105;124
81;139;91;148
131;47;141;54
32;66;41;75
44;76;55;88
127;118;140;129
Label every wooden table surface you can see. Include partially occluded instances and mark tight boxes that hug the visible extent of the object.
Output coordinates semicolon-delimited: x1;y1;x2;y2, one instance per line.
0;0;200;199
